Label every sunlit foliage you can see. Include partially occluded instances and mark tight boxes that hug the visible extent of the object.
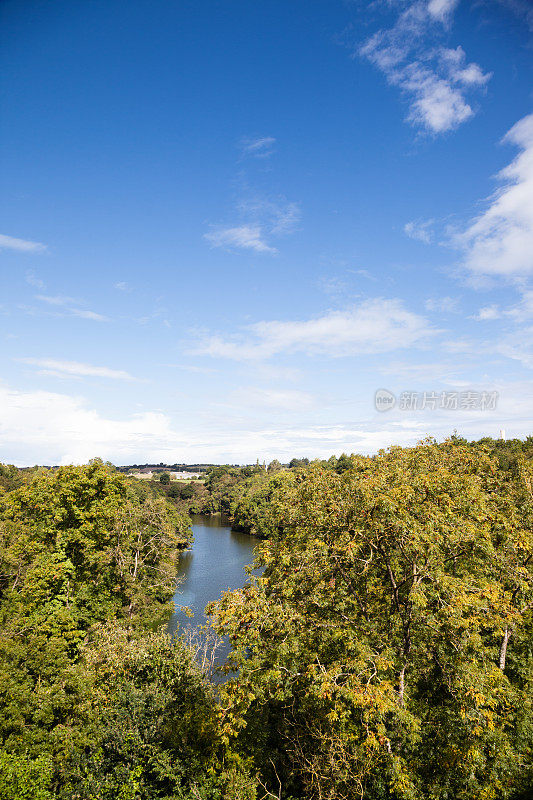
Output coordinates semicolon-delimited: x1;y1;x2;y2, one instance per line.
211;440;533;799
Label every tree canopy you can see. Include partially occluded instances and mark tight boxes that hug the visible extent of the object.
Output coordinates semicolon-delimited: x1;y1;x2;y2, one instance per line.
1;440;532;799
210;440;533;800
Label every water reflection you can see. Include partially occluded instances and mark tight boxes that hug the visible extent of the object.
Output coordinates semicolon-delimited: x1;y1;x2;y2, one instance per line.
169;514;259;672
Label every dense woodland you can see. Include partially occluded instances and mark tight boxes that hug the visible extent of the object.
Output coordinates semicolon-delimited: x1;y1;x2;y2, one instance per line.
0;437;532;799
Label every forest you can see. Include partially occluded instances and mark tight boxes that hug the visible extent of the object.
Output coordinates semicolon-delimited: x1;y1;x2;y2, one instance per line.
0;437;532;799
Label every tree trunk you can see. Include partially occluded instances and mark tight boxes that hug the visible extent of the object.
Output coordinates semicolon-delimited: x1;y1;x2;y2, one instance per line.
398;665;406;706
499;626;511;671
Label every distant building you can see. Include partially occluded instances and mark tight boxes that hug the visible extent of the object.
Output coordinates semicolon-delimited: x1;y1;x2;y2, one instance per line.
128;469;198;481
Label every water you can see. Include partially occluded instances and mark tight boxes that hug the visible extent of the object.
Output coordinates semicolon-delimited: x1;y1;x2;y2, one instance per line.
168;514;259;672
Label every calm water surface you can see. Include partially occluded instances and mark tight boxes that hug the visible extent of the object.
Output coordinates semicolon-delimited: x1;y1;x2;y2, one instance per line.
168;514;259;659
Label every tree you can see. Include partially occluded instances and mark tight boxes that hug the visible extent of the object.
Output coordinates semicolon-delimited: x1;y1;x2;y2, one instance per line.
0;462;192;760
334;452;352;473
229;470;297;538
210;440;533;800
159;472;171;485
289;457;310;469
56;623;256;800
0;751;53;800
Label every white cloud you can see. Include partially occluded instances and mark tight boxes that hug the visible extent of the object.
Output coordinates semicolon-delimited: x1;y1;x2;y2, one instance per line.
404;65;474;132
114;281;131;292
0;384;175;465
0;233;47;253
0;381;409;464
496;328;533;369
471;289;533;327
442;337;489;355
204;225;276;254
18;358;137;381
1;377;532;466
427;0;459;22
205;193;300;254
425;296;459;313
405;218;435;243
360;3;491;133
193;298;434;360
241;136;276;157
474;304;501;321
459;113;533;277
269;202;301;235
33;293;108;321
506;289;533;321
36;294;78;306
70;309;108;321
439;46;491;87
318;276;350;299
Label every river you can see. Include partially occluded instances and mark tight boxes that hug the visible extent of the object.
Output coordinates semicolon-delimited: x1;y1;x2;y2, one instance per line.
168;513;259;672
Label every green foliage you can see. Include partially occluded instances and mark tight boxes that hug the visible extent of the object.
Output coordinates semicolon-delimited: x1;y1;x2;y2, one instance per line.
0;751;54;800
0;462;192;760
468;435;533;473
0;464;28;494
230;470;298;538
159;472;171;485
57;623;256;800
2;440;533;800
289;458;310;469
0;461;257;799
0;460;190;628
210;440;533;800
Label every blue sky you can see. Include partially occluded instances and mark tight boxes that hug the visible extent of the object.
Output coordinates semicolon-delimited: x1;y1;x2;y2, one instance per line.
1;0;532;465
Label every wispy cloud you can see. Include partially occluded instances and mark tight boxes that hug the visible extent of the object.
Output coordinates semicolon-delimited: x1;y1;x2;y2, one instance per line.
425;296;460;313
241;136;276;157
473;304;501;321
318;276;350;300
70;309;108;321
18;358;137;381
193;298;435;360
380;358;465;382
237;197;301;234
2;378;531;466
114;281;131;292
33;293;108;321
36;294;79;306
427;0;459;23
496;328;533;369
359;3;491;133
25;271;46;290
0;233;47;253
458;113;533;277
405;218;435;243
205;197;301;254
269;202;301;235
472;289;533;322
204;224;277;253
496;0;533;31
163;363;217;374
